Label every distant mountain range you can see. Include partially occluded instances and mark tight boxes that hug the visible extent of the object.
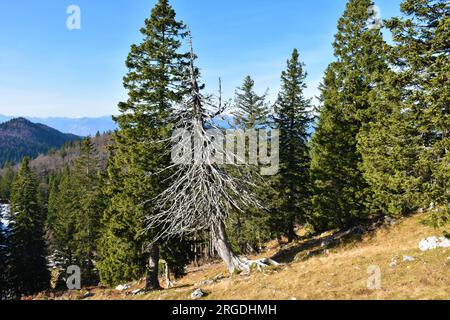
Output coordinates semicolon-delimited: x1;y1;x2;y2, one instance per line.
0;115;117;136
0;118;82;167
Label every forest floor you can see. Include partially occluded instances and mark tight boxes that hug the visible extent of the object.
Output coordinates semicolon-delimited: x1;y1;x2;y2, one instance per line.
33;212;449;300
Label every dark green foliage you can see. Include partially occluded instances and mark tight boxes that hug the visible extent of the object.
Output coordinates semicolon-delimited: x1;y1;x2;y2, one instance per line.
226;76;273;253
233;76;269;128
358;0;449;226
160;238;194;278
390;0;449;223
309;0;388;230
357;67;424;216
0;162;15;199
227;205;273;254
8;158;50;297
48;138;106;285
97;0;191;287
49;165;75;267
273;49;313;241
0;118;81;167
72;140;106;284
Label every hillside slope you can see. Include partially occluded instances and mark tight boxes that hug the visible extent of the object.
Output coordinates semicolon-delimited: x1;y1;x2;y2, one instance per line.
0;118;81;167
26;133;112;176
35;212;449;300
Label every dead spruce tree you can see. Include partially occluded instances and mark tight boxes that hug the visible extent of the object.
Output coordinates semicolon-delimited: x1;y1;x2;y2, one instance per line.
145;37;278;274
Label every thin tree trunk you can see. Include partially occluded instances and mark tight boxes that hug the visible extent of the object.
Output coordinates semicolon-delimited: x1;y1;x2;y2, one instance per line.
193;236;198;267
211;220;244;274
145;245;161;291
164;261;172;289
287;215;298;243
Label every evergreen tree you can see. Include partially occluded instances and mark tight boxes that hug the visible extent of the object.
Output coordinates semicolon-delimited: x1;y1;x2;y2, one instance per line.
0;162;15;199
388;0;449;225
97;0;190;289
71;138;106;284
358;0;449;225
0;202;11;299
48;139;105;286
273;49;312;241
50;165;76;269
357;63;424;217
226;76;273;253
46;173;61;232
233;76;269;128
8;158;49;297
309;0;388;230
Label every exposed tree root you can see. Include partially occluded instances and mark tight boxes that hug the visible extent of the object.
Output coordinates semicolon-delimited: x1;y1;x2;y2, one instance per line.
230;256;280;274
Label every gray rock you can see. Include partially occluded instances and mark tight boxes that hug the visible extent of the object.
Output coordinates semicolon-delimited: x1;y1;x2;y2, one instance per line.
384;216;397;226
191;288;205;300
403;256;415;262
419;236;450;251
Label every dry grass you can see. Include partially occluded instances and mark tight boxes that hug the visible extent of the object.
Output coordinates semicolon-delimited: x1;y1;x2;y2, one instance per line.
39;212;449;300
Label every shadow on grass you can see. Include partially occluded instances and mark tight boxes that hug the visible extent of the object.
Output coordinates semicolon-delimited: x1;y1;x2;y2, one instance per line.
271;217;389;264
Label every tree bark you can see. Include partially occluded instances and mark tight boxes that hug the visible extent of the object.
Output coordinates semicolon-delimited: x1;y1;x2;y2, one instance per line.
287;215;298;243
211;220;244;274
164;261;173;288
145;245;161;291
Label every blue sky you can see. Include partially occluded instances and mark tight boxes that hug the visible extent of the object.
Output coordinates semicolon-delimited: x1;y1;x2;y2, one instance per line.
0;0;402;117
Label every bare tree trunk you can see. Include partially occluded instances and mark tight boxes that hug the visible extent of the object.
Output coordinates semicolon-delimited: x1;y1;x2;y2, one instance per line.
211;220;280;274
145;245;161;291
193;236;199;267
211;221;245;274
210;236;215;259
164;261;173;288
144;39;279;276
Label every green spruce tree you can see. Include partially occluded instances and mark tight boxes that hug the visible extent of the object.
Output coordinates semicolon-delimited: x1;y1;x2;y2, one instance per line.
48;139;105;286
8;158;49;297
50;165;76;269
273;49;312;241
0;162;15;199
357;62;424;217
97;0;190;289
309;0;388;230
389;0;449;225
233;76;269;128
46;173;61;233
71;138;106;284
226;75;273;253
359;0;449;226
